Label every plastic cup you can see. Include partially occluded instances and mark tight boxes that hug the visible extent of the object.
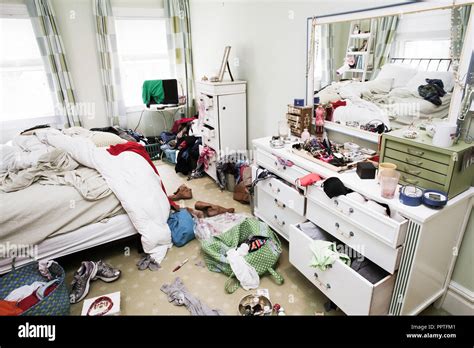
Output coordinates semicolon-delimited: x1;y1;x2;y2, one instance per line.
380;170;400;199
377;162;397;182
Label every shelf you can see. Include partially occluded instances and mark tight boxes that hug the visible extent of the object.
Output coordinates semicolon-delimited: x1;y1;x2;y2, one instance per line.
347;69;365;73
350;33;371;39
346;51;368;55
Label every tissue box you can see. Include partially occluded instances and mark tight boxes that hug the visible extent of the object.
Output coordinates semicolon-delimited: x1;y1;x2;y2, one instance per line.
81;292;121;316
356;161;376;179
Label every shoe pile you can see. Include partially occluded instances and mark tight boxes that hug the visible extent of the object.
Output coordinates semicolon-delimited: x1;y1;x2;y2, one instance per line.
70;260;121;304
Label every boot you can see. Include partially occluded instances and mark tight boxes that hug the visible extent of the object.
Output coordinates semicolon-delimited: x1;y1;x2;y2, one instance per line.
169;184;193;201
194;201;235;217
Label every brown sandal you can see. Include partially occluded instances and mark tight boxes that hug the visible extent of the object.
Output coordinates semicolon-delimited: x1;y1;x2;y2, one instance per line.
169;184;193;201
185;207;205;219
194;201;235;217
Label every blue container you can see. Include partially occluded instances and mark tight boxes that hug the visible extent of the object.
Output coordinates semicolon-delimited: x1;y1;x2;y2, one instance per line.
314;97;320;105
294;98;304;107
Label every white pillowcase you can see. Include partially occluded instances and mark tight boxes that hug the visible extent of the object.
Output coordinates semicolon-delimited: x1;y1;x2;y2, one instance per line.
376;64;418;88
406;70;455;94
362;78;394;94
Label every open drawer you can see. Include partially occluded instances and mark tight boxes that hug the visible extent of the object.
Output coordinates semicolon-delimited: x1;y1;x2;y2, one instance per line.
307;184;408;248
306;199;402;273
255;148;309;185
289;222;396;315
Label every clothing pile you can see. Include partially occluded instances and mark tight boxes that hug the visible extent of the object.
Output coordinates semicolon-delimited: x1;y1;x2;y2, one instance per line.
418;78;447;106
89;126;148;144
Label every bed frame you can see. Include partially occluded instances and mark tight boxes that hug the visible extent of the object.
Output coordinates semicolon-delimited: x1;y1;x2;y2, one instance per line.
390;57;453;72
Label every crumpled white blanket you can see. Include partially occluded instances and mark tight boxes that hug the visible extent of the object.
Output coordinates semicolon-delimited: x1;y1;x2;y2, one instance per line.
226;244;259;291
36;128;172;264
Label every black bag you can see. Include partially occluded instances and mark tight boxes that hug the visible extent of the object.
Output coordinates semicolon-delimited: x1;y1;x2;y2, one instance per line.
321;177;350;198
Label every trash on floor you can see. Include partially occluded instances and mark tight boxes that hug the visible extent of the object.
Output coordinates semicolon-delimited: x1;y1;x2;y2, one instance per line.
238;294;273;316
194;212;248;240
81;291;121;316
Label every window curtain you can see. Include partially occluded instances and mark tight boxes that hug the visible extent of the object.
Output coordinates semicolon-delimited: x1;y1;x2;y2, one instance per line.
319;23;335;88
164;0;195;117
451;5;472;72
93;0;125;127
25;0;81;127
372;15;399;77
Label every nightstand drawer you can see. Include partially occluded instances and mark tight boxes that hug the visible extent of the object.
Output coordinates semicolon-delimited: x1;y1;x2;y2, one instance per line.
289;223;396;315
385;140;451;166
307;184;408;248
255;149;310;184
306;199;402;273
257;177;305;216
382;157;446;185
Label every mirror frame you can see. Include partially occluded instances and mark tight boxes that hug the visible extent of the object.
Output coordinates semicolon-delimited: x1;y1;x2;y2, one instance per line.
306;0;474;143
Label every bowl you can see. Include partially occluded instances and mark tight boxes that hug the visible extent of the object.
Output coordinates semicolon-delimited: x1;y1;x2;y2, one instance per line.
238;294;273;316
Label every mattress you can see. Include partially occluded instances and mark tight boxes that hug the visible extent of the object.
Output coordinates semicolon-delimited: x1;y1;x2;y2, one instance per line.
0;181;125;248
0;214;136;274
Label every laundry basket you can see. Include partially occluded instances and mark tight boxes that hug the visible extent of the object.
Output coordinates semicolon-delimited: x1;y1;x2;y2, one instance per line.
0;262;70;316
145;143;162;161
201;218;284;293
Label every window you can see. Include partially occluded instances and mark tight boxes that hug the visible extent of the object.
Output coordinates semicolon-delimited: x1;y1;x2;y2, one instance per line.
115;17;173;108
0;17;56;122
402;40;451;59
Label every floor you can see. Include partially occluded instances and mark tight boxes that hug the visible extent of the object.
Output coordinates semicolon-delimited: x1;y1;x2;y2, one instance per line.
61;161;449;316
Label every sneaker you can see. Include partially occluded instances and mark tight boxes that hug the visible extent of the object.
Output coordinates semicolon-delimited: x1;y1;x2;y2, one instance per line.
70;261;97;304
93;260;121;282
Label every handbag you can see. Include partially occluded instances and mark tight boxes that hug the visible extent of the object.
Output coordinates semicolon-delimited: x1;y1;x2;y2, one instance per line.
0;261;70;316
200;218;284;293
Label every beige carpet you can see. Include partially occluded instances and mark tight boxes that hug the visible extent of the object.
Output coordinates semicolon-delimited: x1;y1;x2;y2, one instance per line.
61;161;448;316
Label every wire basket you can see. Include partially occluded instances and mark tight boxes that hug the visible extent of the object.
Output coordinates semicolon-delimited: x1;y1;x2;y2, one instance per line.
145;143;162;161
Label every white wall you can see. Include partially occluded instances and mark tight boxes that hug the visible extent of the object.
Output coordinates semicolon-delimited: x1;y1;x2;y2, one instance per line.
189;0;406;146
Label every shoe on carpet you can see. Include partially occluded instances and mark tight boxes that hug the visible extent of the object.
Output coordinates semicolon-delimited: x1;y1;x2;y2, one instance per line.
194;201;235;217
70;261;97;304
93;260;121;282
169;184;193;201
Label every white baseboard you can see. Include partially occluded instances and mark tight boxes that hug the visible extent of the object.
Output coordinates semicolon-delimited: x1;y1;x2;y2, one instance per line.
441;281;474;315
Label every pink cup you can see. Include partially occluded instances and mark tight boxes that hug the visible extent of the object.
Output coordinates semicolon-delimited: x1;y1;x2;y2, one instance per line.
380;170;400;199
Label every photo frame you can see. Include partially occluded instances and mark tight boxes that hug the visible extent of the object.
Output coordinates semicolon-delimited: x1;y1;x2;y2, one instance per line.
218;46;234;82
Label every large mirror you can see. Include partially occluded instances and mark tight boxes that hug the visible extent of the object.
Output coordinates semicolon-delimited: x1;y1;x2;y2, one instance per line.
307;2;473;141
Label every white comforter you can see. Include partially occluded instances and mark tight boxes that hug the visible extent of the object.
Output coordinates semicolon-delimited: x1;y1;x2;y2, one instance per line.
34;129;172;264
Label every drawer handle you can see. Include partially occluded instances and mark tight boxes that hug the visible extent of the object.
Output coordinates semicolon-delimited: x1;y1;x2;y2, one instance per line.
313;272;331;289
348;208;354;214
274;215;285;226
402;176;419;185
407;148;424;156
406;157;423;166
274;198;286;209
335;222;354;238
334;199;339;206
405;167;421;175
206;118;209;122
335;222;340;229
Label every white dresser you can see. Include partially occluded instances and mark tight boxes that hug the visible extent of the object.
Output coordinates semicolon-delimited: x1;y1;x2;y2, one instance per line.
252;136;473;315
196;80;247;182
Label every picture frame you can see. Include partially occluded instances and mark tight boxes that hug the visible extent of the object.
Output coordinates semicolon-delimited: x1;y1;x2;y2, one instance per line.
217;46;233;82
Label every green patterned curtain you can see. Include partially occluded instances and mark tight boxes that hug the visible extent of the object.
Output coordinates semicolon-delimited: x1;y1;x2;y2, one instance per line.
26;0;81;127
93;0;125;126
164;0;195;117
319;23;335;88
451;5;472;72
372;15;399;77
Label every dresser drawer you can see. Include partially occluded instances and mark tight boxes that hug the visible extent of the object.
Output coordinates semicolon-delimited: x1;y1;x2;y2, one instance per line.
306;199;402;273
199;145;218;181
257;177;305;216
382;156;446;185
289;223;396;315
255;149;310;185
255;188;305;240
307;185;408;248
399;171;446;192
383;148;449;175
199;93;218;128
201;126;220;151
385;140;451;166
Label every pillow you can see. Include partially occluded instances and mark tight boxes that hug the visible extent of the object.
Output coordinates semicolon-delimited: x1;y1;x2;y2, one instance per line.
406;71;455;94
375;64;418;88
362;78;394;94
90;131;127;147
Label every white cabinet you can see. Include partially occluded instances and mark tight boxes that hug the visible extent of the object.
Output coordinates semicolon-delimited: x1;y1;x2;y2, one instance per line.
196;81;247;182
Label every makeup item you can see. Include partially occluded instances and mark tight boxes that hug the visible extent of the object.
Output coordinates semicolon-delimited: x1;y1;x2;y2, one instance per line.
356;161;376;179
403;129;418;139
296;173;322;187
399;185;423;207
344;142;360;151
301;128;310;141
422;190;448;209
172;258;189;272
379;170;400;199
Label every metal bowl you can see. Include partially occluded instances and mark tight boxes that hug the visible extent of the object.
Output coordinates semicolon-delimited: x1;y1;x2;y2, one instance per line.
238;294;272;316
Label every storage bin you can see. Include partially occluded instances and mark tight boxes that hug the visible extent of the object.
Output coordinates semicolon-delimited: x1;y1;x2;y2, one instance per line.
145;143;162;161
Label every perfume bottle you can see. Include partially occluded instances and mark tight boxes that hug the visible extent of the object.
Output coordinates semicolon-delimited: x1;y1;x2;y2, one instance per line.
301;128;310;142
315;105;326;139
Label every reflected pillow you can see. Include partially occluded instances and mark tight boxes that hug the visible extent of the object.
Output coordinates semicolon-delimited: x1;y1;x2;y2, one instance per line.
362;78;394;94
91;131;127;147
406;70;455;94
376;64;418;88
